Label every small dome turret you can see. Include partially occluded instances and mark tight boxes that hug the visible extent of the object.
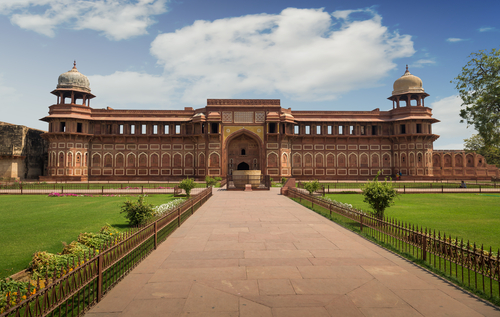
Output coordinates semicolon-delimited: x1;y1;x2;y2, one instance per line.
57;61;91;93
392;65;425;96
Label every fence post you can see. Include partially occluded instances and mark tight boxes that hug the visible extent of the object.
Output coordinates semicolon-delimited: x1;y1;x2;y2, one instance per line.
323;186;325;197
154;221;158;250
191;198;194;215
97;252;103;302
20;183;22;195
360;215;363;232
329;203;332;217
62;186;64;194
404;185;405;194
422;233;427;261
441;185;444;193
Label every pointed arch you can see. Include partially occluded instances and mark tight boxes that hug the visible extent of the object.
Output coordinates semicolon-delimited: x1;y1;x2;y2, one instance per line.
338;153;346;167
67;151;73;167
185;152;194;168
126;153;136;167
92;153;101;167
282;152;289;168
115;152;125;168
315;153;324;168
198;152;206;168
360;153;368;167
382;152;391;167
326;153;335;168
348;153;357;168
292;153;302;168
151;152;159;167
173;152;182;168
304;153;313;168
161;153;171;167
104;152;113;167
139;152;148;167
371;153;380;168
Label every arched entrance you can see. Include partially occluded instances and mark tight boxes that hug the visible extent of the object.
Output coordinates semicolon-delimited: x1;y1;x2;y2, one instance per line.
226;133;260;175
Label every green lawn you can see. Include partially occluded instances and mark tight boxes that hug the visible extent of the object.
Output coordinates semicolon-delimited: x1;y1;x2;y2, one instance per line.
0;194;177;278
325;193;500;251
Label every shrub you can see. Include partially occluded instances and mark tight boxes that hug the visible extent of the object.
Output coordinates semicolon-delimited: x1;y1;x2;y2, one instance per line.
281;177;287;184
214;176;222;182
153;198;185;217
120;195;154;226
304;180;321;195
205;176;217;187
179;178;196;198
362;171;398;219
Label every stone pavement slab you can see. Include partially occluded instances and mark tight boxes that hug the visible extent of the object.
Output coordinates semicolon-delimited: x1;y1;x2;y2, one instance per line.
86;188;500;317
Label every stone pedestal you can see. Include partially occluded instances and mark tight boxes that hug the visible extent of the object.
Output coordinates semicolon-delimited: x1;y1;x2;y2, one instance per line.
244;184;252;191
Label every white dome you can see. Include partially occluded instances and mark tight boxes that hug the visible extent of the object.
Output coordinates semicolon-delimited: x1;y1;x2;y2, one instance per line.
57;62;91;93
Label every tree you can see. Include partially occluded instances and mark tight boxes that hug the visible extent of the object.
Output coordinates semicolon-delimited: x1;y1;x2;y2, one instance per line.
179;178;196;198
453;48;500;146
464;134;500;167
205;176;217;187
362;172;398;220
303;180;321;195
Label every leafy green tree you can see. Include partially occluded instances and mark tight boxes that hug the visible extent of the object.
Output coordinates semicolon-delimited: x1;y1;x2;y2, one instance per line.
464;134;500;167
120;195;154;226
453;48;500;146
179;178;196;198
303;180;321;195
362;172;398;220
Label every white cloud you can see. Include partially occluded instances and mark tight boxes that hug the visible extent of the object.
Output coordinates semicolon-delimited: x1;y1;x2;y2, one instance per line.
146;7;414;105
89;71;175;107
446;37;467;43
411;59;435;68
1;0;168;40
430;95;474;149
478;27;494;32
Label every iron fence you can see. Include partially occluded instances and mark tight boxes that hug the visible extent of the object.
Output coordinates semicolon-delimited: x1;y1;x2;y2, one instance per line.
0;186;213;317
297;181;500;194
0;182;209;196
286;187;500;302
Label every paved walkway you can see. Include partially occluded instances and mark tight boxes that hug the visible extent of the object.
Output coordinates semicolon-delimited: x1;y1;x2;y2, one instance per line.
87;188;500;317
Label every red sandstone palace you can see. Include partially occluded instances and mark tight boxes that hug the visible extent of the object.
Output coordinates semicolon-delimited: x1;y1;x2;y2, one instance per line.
40;63;500;181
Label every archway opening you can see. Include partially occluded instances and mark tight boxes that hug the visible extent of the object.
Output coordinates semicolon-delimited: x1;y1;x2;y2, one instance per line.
237;162;249;170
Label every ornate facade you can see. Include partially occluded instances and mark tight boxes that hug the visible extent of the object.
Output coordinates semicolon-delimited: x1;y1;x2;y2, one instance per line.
40;64;500;181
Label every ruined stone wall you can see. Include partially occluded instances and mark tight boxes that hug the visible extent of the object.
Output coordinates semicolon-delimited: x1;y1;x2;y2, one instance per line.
0;122;48;180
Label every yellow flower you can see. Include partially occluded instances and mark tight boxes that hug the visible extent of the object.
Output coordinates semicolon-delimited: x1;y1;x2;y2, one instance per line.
22;295;26;300
12;292;17;296
69;268;73;272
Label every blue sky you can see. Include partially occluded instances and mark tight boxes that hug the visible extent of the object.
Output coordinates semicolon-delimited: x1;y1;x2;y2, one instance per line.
1;0;498;149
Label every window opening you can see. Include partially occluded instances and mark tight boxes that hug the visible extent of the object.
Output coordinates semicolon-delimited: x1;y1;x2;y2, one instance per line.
201;123;205;134
339;125;343;135
237;162;249;170
164;124;169;134
269;122;276;133
416;123;422;133
316;125;321;135
327;126;332;135
141;124;147;134
60;122;66;132
130;125;135;135
350;125;355;135
175;124;181;134
294;125;299;134
371;125;377;135
77;123;82;133
210;123;218;133
360;125;366;135
107;124;112;134
241;148;246;155
305;125;311;135
153;125;158;134
119;124;123;134
400;124;406;134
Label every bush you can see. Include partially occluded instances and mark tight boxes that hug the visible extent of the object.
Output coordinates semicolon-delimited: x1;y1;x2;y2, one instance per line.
362;171;398;219
205;176;217;187
120;195;154;226
304;180;321;195
281;177;287;184
179;178;196;198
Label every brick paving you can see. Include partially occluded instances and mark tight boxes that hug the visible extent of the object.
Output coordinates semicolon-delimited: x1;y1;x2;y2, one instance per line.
86;188;500;317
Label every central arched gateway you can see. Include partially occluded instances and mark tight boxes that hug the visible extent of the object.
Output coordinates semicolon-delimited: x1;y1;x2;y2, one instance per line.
225;132;261;176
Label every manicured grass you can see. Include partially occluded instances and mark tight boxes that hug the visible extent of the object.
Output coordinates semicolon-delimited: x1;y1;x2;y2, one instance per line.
0;194;177;278
325;193;500;251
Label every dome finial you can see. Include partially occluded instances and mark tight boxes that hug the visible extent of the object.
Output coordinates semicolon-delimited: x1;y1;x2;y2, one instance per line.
73;60;77;70
405;64;409;73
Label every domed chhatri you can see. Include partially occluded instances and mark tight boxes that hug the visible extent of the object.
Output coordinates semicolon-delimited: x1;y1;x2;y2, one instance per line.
392;65;425;96
57;61;91;93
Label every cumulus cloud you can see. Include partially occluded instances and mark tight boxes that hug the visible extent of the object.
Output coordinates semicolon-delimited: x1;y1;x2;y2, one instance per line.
430;95;474;149
145;8;414;104
89;71;174;107
1;0;167;40
446;37;467;43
